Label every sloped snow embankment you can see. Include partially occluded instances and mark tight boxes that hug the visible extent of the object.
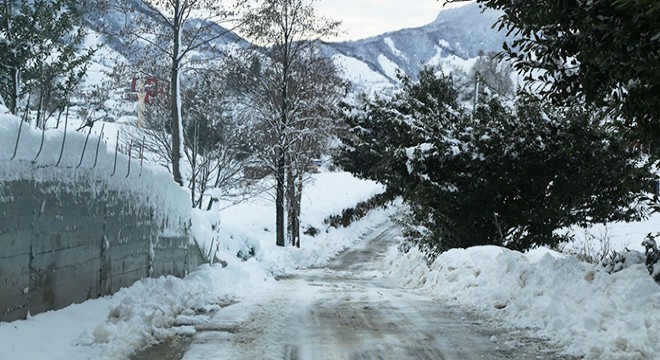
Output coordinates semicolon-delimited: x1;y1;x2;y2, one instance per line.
384;245;660;359
0;105;190;234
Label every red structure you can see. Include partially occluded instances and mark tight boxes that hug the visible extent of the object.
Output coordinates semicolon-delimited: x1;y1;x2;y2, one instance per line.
131;76;164;104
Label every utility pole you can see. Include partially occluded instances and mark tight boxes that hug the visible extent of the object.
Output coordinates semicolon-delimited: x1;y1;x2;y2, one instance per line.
472;71;480;117
137;77;145;128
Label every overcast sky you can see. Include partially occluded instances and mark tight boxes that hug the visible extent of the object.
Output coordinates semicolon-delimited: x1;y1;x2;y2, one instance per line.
315;0;471;42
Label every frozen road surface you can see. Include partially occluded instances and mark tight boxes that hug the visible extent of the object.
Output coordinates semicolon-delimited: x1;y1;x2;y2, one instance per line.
173;224;574;360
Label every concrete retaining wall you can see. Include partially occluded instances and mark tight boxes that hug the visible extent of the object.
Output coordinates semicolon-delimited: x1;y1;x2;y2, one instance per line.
0;179;204;322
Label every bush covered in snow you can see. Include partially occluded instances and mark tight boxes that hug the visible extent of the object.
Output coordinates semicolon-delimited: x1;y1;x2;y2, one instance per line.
323;191;393;228
341;68;653;257
605;233;660;283
642;233;660;282
600;249;645;274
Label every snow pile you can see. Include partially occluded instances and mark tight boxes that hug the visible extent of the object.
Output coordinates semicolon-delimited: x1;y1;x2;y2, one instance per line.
0;106;191;234
80;261;272;359
384;245;660;359
0;260;272;360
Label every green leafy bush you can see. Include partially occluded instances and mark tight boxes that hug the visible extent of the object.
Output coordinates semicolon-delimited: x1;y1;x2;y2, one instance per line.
341;69;653;257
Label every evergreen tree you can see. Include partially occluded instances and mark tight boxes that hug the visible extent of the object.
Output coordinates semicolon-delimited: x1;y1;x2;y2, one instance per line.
341;69;653;258
0;0;95;120
447;0;660;148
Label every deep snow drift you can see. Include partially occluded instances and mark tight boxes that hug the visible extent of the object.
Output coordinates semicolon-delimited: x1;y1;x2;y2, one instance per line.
0;105;191;234
384;229;660;359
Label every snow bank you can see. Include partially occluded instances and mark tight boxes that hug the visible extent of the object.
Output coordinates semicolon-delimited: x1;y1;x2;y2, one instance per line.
0;260;273;360
384;245;660;359
0;106;191;234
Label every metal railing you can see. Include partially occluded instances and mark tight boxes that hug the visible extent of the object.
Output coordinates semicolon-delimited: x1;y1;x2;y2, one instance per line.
8;119;146;178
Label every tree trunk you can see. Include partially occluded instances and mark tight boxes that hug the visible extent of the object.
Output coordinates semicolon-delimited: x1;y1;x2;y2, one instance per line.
294;173;303;248
197;162;210;209
287;166;295;246
36;81;44;129
275;147;286;247
55;107;63;129
189;127;197;207
10;67;19;117
287;165;301;248
277;31;290;247
472;71;480;116
170;0;184;186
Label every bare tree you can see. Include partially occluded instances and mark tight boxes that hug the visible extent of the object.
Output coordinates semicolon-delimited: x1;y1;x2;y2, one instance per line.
236;0;344;247
182;68;258;209
127;65;258;208
285;52;346;247
111;0;242;186
469;51;514;99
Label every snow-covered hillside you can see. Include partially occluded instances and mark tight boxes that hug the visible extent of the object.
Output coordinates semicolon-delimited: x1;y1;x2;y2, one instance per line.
82;0;249;64
325;2;507;83
76;1;504;92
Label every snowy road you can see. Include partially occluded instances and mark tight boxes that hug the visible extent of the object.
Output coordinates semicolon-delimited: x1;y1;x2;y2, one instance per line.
170;224;575;360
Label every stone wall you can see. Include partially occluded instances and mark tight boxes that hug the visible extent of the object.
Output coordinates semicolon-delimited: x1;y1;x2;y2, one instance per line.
0;179;204;322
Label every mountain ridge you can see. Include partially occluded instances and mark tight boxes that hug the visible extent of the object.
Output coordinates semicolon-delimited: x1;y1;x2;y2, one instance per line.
324;2;507;82
80;1;508;89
